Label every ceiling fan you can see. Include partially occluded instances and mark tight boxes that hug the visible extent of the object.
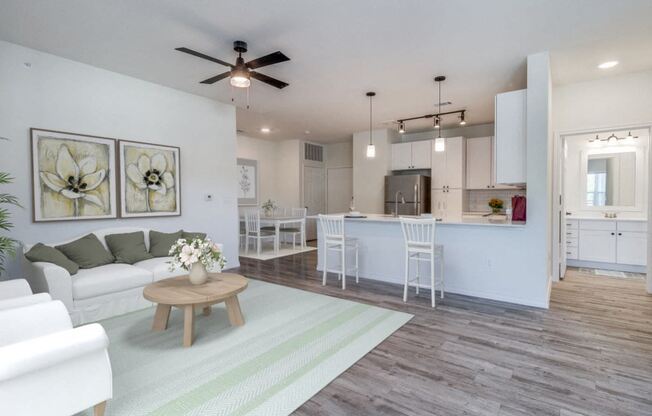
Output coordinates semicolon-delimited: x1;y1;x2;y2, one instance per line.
175;40;290;89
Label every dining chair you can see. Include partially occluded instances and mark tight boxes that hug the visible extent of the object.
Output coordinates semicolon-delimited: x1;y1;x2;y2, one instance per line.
279;207;307;249
319;214;358;290
244;209;278;255
399;217;444;307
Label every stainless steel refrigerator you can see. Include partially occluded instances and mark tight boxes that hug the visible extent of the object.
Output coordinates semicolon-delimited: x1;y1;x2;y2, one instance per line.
384;175;431;216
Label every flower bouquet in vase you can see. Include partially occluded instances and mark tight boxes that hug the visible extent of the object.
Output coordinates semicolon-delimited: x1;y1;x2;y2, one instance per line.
168;237;226;285
488;198;504;214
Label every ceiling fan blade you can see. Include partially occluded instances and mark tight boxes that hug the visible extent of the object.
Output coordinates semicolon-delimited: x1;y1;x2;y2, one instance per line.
250;71;289;89
175;47;233;68
246;51;290;69
199;72;231;84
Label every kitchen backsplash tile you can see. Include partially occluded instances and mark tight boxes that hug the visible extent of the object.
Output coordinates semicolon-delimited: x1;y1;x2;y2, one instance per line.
466;189;525;212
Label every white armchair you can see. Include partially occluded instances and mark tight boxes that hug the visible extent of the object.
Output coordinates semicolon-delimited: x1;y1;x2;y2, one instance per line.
0;278;52;311
0;301;112;416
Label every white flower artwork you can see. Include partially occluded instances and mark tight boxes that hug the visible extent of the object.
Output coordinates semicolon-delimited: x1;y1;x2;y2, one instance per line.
31;129;117;222
237;158;258;206
119;141;180;218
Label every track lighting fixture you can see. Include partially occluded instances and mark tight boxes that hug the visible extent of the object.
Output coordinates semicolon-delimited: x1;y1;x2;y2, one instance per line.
394;76;467;135
366;92;376;158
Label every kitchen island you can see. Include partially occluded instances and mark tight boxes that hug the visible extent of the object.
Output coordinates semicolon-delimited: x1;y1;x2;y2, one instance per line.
314;214;548;308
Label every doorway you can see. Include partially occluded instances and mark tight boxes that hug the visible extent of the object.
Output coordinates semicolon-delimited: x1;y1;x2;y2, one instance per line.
553;123;651;294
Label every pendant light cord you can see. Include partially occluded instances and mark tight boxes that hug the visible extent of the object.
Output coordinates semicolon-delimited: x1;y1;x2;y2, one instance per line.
437;80;442;138
369;94;373;145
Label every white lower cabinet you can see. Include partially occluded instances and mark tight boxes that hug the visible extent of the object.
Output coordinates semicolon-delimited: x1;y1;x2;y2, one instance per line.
432;189;463;222
578;230;616;263
616;231;647;266
570;219;647;267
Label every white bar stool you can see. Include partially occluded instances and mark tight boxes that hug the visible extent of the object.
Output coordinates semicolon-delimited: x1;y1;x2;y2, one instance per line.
319;214;359;290
399;217;444;307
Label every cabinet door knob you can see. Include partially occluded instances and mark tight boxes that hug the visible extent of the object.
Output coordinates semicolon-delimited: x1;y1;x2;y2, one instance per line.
610;232;615;236
618;233;622;236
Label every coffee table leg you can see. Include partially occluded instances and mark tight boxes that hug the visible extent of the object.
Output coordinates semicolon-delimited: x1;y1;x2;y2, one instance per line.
225;296;245;326
203;306;212;316
152;304;171;331
183;305;195;347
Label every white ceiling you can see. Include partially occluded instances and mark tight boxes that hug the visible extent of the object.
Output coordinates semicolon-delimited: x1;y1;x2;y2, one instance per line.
1;0;651;143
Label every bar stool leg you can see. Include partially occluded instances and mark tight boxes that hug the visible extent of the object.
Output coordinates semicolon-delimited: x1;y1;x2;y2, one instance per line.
440;250;445;299
355;244;359;284
431;251;436;308
322;243;328;286
415;253;420;295
403;250;409;302
341;248;346;290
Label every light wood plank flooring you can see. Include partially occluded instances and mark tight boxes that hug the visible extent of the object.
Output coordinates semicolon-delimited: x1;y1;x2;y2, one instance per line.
233;251;652;416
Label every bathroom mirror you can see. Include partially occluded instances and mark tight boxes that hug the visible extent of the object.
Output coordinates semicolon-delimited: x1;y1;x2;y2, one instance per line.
585;152;636;207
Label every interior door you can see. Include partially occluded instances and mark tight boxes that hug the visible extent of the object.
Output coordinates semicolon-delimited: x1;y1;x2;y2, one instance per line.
304;166;326;241
466;137;492;189
327;167;353;213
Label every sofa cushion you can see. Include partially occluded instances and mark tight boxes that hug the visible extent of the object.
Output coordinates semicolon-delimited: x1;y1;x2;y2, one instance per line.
72;264;153;300
105;231;153;264
56;234;114;269
133;257;187;282
182;231;207;242
149;230;183;257
24;243;79;275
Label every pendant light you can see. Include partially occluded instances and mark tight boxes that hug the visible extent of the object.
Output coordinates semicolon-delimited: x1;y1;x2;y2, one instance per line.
366;92;376;158
434;76;446;152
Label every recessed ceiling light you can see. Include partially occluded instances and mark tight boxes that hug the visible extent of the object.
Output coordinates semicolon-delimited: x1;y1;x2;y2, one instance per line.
598;61;618;69
304;130;311;135
260;127;271;133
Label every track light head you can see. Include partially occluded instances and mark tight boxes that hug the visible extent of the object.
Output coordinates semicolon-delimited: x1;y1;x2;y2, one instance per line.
459;112;466;125
398;121;405;134
434;116;440;129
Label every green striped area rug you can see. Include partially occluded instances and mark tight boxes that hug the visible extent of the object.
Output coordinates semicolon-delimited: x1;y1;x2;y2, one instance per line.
78;279;412;416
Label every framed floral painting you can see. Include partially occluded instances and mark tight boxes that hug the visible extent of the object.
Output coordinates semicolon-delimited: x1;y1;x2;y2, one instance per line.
237;158;258;206
118;140;181;218
30;128;118;222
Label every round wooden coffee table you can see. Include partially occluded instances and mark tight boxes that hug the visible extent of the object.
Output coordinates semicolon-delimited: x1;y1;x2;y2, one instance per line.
143;273;248;347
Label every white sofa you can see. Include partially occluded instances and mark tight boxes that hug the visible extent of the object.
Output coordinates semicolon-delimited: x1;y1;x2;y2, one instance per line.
23;227;188;325
0;300;112;416
0;278;52;311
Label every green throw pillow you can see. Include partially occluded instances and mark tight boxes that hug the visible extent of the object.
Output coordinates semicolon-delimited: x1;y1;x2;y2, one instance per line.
105;231;153;264
56;234;115;269
149;230;183;257
25;243;79;275
182;231;207;242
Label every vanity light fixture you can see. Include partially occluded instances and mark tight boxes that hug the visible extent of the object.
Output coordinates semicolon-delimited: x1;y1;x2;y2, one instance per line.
366;91;376;158
587;132;638;144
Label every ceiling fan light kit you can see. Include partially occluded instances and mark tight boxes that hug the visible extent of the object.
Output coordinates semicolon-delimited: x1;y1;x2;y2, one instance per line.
176;40;290;90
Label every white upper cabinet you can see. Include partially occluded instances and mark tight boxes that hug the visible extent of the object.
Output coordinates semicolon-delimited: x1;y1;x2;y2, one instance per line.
495;89;526;185
411;140;432;170
466;136;521;190
391;141;431;170
432;136;465;189
466;136;492;189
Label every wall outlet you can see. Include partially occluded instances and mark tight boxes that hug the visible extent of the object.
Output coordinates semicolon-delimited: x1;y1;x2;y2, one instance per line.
204;194;213;202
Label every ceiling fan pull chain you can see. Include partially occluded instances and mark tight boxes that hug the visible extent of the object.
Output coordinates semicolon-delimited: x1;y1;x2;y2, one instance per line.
246;85;250;110
231;84;234;103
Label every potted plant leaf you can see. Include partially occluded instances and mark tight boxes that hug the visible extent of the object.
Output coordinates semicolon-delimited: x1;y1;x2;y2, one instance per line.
0;139;21;275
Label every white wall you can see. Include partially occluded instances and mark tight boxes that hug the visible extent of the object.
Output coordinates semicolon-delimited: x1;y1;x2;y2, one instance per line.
326;141;353;168
552;69;652;292
276;139;302;209
352;129;394;214
0;41;239;277
236;134;279;211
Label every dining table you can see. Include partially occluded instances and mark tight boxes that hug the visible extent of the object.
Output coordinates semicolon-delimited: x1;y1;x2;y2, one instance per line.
240;214;306;253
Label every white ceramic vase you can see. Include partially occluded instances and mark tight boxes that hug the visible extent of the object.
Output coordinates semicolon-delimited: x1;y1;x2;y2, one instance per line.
188;262;208;285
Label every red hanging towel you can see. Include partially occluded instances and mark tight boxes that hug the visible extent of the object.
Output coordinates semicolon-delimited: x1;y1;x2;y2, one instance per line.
512;195;526;222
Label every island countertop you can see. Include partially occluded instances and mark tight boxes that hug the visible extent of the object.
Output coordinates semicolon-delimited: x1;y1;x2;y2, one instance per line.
309;213;526;228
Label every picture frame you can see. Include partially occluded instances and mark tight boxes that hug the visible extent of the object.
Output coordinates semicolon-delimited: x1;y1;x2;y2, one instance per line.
237;158;258;206
118;140;181;218
30;128;118;222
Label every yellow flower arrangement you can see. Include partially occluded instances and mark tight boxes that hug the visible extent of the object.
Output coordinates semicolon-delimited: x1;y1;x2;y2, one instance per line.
488;198;504;213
